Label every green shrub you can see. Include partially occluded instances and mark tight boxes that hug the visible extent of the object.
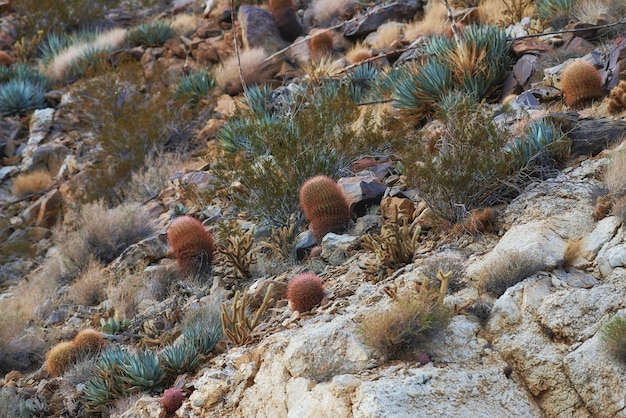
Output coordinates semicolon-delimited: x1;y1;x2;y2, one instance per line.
602;315;626;363
385;25;511;119
214;83;392;227
397;92;561;224
66;62;198;204
127;20;176;47
13;0;122;39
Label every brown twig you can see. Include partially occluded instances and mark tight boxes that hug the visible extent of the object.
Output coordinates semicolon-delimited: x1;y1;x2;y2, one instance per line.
442;0;461;46
511;19;626;41
229;0;248;96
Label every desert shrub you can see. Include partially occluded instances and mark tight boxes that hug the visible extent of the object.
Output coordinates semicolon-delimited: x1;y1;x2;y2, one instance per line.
68;261;108;306
55;201;154;281
66;62;198;204
384;25;511;119
214;83;392;227
604;145;626;198
118;152;183;204
397;92;561;224
127;20;176;47
602;315;626;363
107;265;151;319
13;0;122;39
360;286;453;360
481;251;544;297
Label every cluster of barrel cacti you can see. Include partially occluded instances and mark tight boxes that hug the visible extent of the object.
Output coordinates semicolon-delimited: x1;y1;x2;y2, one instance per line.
44;328;105;377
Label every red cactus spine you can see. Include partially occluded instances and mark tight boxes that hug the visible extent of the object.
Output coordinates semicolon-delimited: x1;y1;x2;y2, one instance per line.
560;60;604;109
309;30;334;61
73;328;106;353
269;0;304;42
167;215;215;277
287;273;325;312
162;387;185;414
299;175;351;243
45;341;78;377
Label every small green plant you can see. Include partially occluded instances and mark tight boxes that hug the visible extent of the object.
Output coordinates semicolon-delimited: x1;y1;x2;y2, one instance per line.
536;0;578;27
100;317;132;335
510;118;570;168
602;315;626;363
221;285;275;346
0;80;47;116
159;340;201;377
119;349;166;392
360;275;453;360
19;396;48;418
127;20;176;47
481;251;544;297
181;306;224;355
175;69;216;106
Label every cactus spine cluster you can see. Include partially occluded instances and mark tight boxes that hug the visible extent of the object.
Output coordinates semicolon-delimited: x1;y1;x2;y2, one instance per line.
73;328;106;353
167;215;215;277
560;60;604;109
309;30;334;62
299;175;351;243
608;80;626;115
287;273;325;313
45;341;78;377
268;0;304;42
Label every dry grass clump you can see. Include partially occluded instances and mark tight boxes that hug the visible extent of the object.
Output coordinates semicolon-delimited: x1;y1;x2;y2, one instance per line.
169;14;201;35
121;152;183;203
604;143;626;198
404;0;448;41
107;264;150;319
68;261;108;306
214;48;278;95
370;23;403;50
0;269;58;373
55;201;155;281
308;0;356;26
477;0;535;26
346;42;373;64
562;237;584;271
45;28;128;82
480;251;544;297
360;284;452;360
11;170;53;197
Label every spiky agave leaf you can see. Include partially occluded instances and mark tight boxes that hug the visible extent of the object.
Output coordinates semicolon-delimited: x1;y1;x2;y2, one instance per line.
183;319;223;355
244;84;275;116
159;339;201;376
0;80;47;116
344;62;379;102
82;375;115;414
536;0;577;18
127;20;175;47
10;63;51;89
119;349;166;392
390;59;453;115
510;119;570;167
175;69;215;105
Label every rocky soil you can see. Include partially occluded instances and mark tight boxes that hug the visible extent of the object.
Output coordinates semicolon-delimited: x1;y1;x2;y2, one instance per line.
1;0;626;417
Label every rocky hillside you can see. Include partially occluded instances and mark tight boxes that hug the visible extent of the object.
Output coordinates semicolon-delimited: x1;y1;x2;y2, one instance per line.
1;0;626;416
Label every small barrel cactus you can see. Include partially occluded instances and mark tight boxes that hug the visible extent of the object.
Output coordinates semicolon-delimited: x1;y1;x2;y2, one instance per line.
269;0;304;42
299;175;351;243
45;341;78;377
167;215;215;277
309;30;334;61
73;328;106;353
162;387;185;414
287;273;325;313
560;60;604;109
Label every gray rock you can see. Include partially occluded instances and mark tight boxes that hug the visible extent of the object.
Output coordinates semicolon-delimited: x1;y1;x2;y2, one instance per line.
21;108;55;169
238;5;287;53
320;233;359;265
338;173;386;217
343;0;423;38
29;143;71;177
109;233;170;271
